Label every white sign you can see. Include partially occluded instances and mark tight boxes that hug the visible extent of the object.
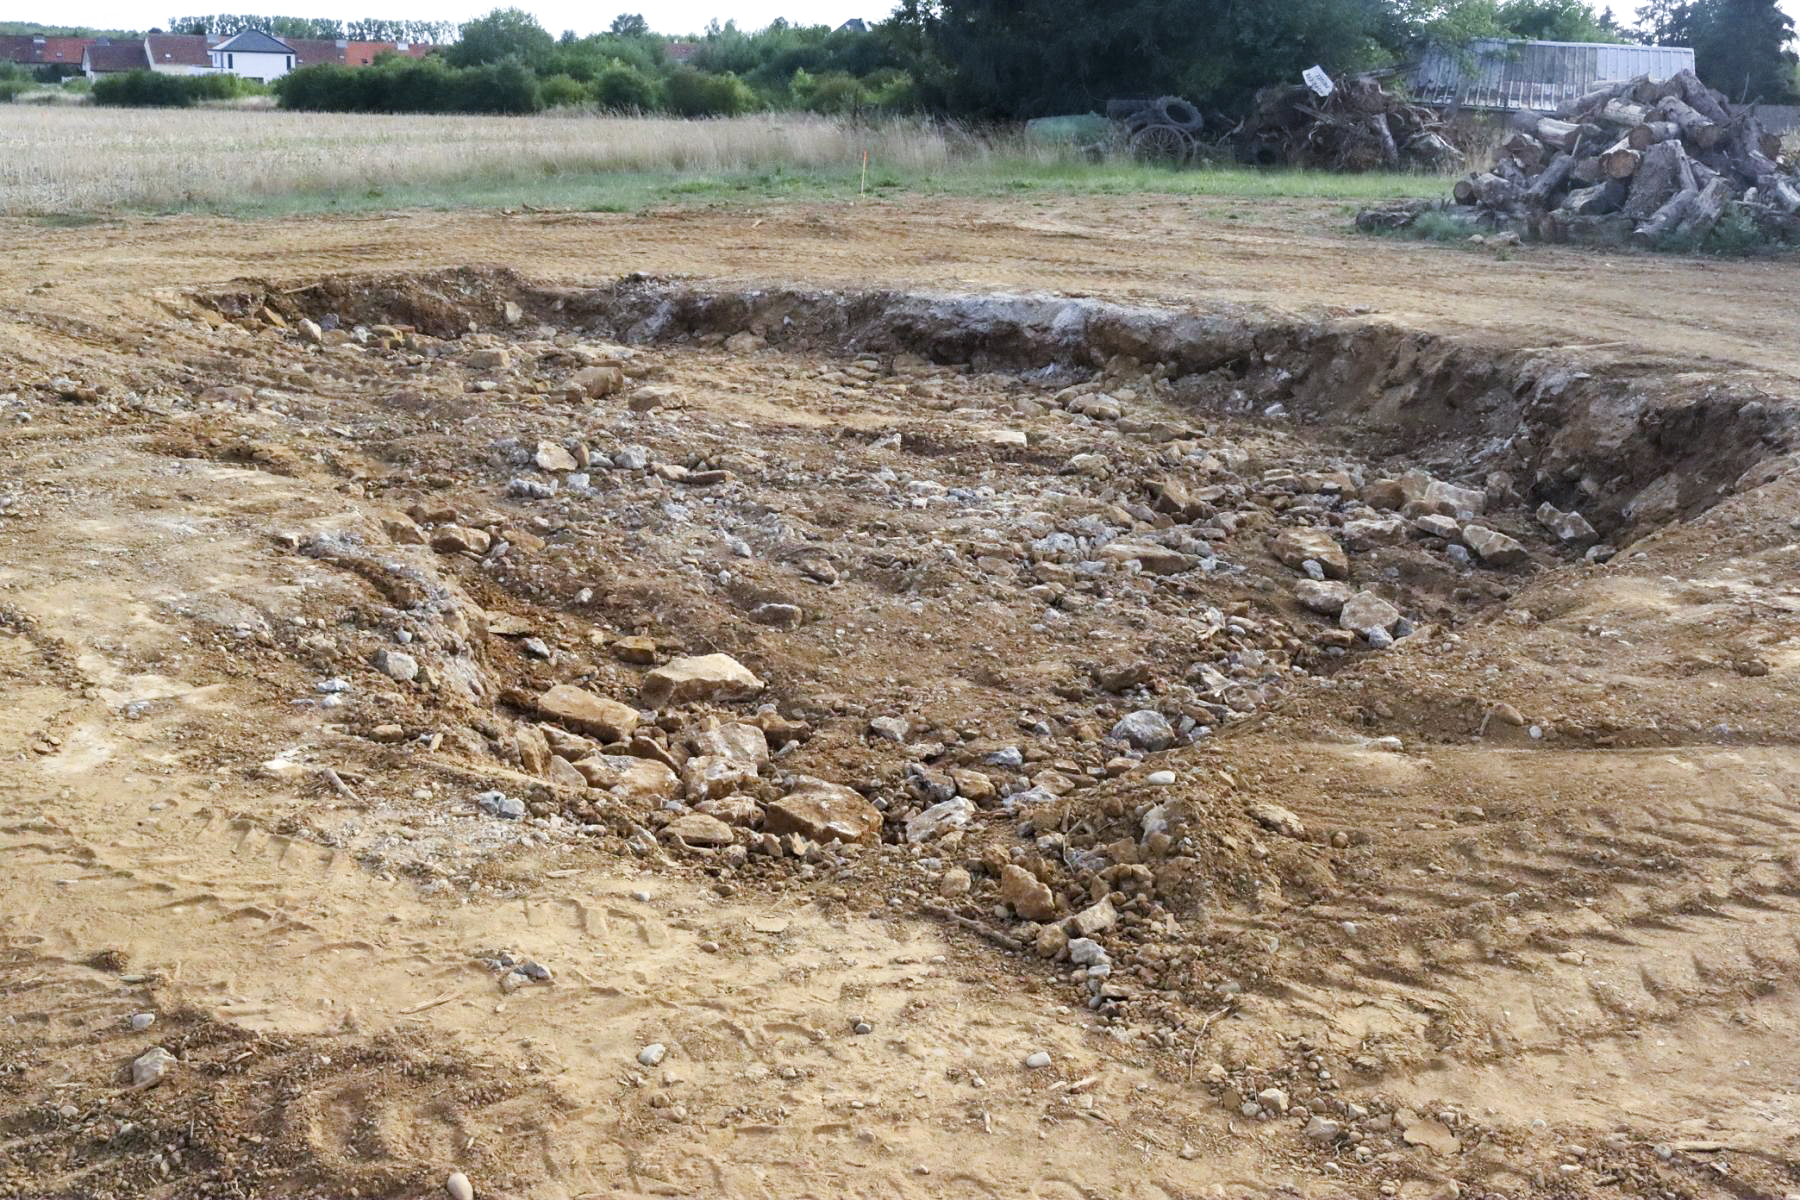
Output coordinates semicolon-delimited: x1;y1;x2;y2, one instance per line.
1303;65;1335;97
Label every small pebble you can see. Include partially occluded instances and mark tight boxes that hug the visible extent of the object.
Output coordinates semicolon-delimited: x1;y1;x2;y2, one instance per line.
445;1171;474;1200
1023;1051;1053;1069
638;1043;667;1067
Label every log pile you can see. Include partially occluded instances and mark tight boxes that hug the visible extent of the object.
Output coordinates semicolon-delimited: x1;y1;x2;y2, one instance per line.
1358;69;1800;249
1236;75;1463;172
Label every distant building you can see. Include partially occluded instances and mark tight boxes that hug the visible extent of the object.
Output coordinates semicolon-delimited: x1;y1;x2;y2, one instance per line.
9;25;432;81
281;37;349;68
1;34;95;74
664;40;698;63
1411;38;1696;112
82;39;151;77
836;19;869;33
347;39;433;66
144;32;214;75
208;29;296;81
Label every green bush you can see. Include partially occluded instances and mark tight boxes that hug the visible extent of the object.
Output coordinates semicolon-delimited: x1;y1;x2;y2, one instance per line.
92;70;260;107
276;57;542;114
794;69;863;114
663;66;755;117
0;78;32;103
539;73;588;107
591;61;658;110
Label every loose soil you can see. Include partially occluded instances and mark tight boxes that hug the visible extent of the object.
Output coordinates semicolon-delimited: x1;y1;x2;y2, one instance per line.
3;198;1800;1200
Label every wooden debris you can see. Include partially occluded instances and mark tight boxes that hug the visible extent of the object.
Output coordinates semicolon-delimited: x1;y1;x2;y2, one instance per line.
1235;74;1462;172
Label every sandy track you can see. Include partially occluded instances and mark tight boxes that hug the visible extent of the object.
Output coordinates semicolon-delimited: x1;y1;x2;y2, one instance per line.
2;201;1800;1200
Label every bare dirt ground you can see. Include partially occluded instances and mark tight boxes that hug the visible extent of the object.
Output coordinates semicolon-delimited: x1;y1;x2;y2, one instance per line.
4;196;1800;1200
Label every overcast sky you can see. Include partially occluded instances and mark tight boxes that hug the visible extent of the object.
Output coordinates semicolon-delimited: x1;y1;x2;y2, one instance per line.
23;0;1800;41
34;0;889;36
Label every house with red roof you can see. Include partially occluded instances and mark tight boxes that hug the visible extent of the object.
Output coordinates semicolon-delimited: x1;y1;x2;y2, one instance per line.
0;33;95;76
144;32;214;74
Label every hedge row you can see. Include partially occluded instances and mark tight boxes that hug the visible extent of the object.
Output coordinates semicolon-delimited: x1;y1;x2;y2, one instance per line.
274;58;542;114
92;70;260;107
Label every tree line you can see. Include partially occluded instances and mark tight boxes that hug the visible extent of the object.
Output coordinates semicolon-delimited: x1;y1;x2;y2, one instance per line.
165;14;456;43
50;0;1787;116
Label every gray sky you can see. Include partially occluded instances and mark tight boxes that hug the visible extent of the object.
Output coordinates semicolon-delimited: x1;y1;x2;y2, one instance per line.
28;0;1800;43
44;0;889;36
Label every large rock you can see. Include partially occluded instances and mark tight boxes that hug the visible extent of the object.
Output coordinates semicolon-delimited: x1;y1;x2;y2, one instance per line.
535;440;578;472
572;755;679;801
1338;591;1402;640
1251;801;1306;838
1098;542;1197;575
641;654;764;708
663;813;735;847
683;754;760;801
571;365;624;398
515;724;551;775
1271;528;1349;580
1462;524;1530;568
689;721;769;764
431;525;490;555
1341;516;1407;551
695;793;764;826
1066;896;1119;937
1417;478;1487;519
906;796;976;842
1411;513;1462;540
538;685;639;742
1110;709;1175;751
1536;502;1598;546
1363;478;1409;510
999;864;1058;921
131;1046;178;1089
764;777;882;844
1294;579;1351;616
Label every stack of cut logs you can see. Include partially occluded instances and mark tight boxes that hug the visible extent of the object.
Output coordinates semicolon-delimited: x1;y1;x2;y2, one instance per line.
1359;68;1799;248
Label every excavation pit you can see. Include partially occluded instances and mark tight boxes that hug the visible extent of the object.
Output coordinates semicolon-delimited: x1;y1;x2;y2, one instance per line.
7;264;1800;1199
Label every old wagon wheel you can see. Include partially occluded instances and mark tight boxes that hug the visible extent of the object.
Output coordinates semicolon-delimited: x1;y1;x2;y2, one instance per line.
1130;123;1193;163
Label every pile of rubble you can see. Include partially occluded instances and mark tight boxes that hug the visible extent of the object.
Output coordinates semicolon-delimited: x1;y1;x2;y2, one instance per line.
1236;74;1463;172
1359;68;1800;248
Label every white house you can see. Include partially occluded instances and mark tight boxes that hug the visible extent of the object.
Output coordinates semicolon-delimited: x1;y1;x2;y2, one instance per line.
208;29;296;81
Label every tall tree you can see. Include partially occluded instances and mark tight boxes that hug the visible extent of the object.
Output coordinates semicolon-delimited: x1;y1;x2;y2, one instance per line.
919;0;1395;118
447;7;553;67
1635;0;1795;97
609;13;650;37
1689;0;1797;99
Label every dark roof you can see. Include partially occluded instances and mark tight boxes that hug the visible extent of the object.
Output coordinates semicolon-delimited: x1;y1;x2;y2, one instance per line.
211;29;294;55
283;37;347;66
145;33;209;66
0;35;45;63
1;33;97;63
84;40;150;72
837;19;869;33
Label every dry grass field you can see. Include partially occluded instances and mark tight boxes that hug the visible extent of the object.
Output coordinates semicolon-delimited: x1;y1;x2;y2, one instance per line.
0;106;1027;214
0;104;1451;217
